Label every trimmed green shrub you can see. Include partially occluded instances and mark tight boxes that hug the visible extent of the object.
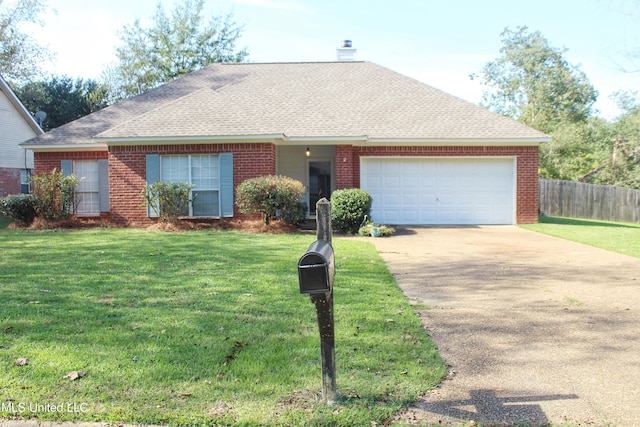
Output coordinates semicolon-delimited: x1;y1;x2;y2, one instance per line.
142;181;193;223
30;169;79;220
0;194;37;224
279;201;308;226
331;188;373;234
236;175;306;225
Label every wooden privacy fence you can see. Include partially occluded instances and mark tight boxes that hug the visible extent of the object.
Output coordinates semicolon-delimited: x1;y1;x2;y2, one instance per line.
539;179;640;224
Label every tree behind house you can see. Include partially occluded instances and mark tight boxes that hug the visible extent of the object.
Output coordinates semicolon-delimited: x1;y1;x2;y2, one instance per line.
16;76;109;131
105;0;248;102
472;26;597;134
0;0;51;85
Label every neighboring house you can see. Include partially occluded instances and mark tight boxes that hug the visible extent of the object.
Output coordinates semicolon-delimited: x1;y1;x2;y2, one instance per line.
21;61;550;225
0;75;43;197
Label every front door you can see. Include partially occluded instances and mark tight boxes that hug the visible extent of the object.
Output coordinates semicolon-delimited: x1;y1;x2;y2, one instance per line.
309;161;332;214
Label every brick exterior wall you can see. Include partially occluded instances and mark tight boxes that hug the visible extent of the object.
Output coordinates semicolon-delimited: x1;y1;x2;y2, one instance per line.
34;151;109;174
32;143;537;225
108;143;276;225
335;145;356;189
0;167;22;197
335;145;539;224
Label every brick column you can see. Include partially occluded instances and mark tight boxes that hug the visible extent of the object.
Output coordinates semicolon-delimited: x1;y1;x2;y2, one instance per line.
335;145;356;189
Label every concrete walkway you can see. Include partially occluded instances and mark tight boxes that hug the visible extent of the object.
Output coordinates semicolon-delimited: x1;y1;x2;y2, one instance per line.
368;226;640;426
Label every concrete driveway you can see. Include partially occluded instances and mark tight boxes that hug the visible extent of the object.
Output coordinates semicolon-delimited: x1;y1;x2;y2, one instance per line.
368;226;640;426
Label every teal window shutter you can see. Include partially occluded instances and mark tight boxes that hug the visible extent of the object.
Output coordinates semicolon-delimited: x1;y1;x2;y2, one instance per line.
61;160;73;177
146;154;160;218
219;153;234;217
98;159;109;213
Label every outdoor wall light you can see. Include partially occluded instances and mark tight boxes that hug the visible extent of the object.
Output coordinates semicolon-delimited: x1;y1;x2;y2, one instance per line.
306;147;311;157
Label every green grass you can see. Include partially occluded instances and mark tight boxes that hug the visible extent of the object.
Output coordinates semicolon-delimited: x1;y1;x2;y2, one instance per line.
0;228;445;426
521;216;640;259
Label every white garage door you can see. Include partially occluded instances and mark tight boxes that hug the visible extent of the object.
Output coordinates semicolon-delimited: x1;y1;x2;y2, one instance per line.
361;157;515;225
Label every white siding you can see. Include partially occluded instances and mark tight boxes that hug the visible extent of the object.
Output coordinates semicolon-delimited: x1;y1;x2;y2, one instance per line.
0;89;37;169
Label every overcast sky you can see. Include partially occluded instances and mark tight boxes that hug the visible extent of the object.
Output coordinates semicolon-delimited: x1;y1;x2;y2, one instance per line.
24;0;640;120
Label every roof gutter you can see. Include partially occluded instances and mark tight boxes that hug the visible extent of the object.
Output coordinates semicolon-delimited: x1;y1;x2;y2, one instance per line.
95;134;287;145
20;143;108;152
21;134;550;151
360;137;551;146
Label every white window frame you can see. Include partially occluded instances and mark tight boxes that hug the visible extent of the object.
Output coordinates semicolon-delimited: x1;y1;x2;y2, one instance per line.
20;169;31;194
160;154;221;217
74;160;100;215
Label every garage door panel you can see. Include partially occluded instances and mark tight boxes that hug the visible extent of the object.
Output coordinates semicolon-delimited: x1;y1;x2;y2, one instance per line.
402;176;420;189
403;196;420;208
362;157;515;225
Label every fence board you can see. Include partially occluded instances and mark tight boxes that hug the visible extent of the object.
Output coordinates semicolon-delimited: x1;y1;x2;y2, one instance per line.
539;179;640;224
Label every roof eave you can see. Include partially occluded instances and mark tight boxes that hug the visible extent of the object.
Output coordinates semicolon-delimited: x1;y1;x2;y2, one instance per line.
20;135;551;151
358;137;550;146
96;134;287;145
20;143;108;152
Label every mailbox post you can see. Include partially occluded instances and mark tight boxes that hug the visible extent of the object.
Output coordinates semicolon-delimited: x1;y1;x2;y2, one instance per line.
297;198;338;404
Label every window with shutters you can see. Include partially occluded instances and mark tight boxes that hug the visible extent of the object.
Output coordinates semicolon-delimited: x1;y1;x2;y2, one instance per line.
61;159;108;216
160;154;221;217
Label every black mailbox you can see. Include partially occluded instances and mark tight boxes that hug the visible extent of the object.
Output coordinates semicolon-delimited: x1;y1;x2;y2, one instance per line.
298;240;335;294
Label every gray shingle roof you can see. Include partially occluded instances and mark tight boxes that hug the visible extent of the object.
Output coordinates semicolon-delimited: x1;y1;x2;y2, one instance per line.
22;62;548;147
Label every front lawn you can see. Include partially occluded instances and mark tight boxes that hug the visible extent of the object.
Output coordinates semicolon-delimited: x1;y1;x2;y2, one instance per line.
521;216;640;259
0;228;445;426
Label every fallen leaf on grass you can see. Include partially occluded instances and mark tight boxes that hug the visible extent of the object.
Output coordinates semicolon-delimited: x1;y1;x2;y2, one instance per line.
14;358;29;366
385;318;395;323
63;370;86;381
